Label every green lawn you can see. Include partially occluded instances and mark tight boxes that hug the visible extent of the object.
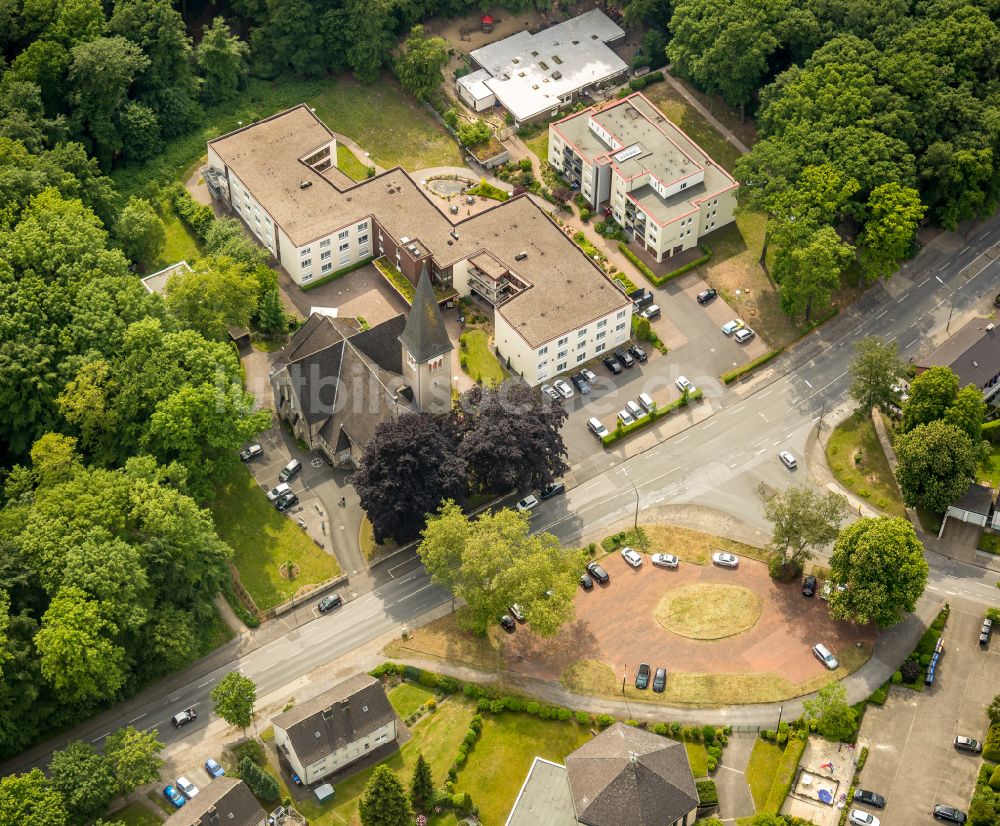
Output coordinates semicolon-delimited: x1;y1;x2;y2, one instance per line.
293;696;476;825
686;741;709;777
459;329;507;386
455;711;592;826
113;73;460;201
106;803;163;826
146;198;200;273
208;463;340;610
826;411;906;516
979;444;1000;488
746;739;784;810
388;682;436;718
524;129;549;166
337;144;371;182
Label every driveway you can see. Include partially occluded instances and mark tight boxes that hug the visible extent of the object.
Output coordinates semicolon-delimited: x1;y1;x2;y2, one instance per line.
855;598;1000;824
502;552;875;685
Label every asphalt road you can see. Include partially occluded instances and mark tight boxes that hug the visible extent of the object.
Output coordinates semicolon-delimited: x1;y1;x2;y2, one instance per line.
6;217;1000;774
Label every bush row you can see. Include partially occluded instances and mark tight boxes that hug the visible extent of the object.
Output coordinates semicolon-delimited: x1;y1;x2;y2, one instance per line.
448;714;484;779
601;389;704;446
720;350;782;384
238;756;280;802
169;183;215;241
617;241;711;287
763;737;808;814
617;71;666;96
601;527;650;553
868;682;890;706
984;724;1000;762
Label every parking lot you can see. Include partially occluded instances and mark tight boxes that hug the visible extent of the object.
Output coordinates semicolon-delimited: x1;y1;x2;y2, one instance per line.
855;598;1000;824
559;271;773;465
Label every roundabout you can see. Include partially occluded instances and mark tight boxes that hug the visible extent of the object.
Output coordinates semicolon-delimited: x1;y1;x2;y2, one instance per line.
656;583;762;640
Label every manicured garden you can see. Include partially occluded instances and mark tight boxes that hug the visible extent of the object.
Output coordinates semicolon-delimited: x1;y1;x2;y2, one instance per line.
825;411;906;516
388;681;437;718
459;329;507;385
209;463;341;611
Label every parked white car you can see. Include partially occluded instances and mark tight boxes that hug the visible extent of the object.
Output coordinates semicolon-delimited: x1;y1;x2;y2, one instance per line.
848;810;880;826
621;547;643;568
722;319;745;335
711;552;739;568
675;376;695;393
553;379;574;399
266;482;291;502
176;777;200;798
581;368;598;385
651;553;679;569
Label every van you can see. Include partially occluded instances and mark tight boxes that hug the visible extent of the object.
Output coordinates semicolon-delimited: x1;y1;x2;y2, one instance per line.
638;392;655;413
587;417;609;439
625;400;647;421
279;458;303;482
812;643;839;670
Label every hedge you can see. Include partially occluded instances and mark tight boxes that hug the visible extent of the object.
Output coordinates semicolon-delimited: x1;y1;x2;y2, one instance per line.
169;183;215;241
601;388;703;446
868;682;890;706
720;350;782;384
617;241;711;287
984;724;1000;762
301;256;373;291
763;737;807;814
238;757;280;802
990;764;1000;791
696;779;719;806
984;419;1000;442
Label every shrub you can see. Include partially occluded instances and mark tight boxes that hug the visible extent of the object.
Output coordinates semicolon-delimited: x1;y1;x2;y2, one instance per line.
403;665;424;682
489;698;507;714
596;713;616;729
238;757;280;802
671;722;683;736
452;792;474;815
169;183;215;240
477;698;491;713
464;683;485;700
233;739;266;767
869;682;890;705
706;755;718;773
526;701;540;715
720;350;783;384
988;764;1000;791
702;724;716;744
577;711;591;725
696;779;719;806
427;698;437;711
901;660;921;683
855;746;869;772
437;676;460;693
891;670;903;684
470;714;483;733
370;662;403;679
418;671;439;688
463;731;477;748
557;708;572;721
625;719;639;727
508;697;524;712
652;722;668;736
983;724;1000;761
707;746;722;759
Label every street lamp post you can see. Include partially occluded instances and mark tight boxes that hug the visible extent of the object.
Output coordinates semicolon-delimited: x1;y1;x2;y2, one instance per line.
623;467;639;529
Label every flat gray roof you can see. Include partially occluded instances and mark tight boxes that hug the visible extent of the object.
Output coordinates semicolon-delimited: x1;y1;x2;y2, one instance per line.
505;757;576;826
141;261;192;295
458;68;494;102
553;93;738;225
471;10;627;122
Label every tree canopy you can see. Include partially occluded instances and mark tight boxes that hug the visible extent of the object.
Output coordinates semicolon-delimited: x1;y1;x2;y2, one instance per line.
764;486;849;567
394;26;449;102
211;672;257;733
894;420;978;513
828;516;929;627
849;336;909;414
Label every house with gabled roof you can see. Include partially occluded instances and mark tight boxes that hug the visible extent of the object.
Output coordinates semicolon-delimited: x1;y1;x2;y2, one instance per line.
167;778;266;826
271;673;398;785
506;723;699;826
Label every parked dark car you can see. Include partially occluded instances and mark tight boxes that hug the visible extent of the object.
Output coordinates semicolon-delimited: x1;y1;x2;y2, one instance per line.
954;736;982;754
652;667;667;692
580;572;594;589
802;575;817;597
627;344;647;363
278;458;302;482
635;663;651;690
318;593;343;612
571;373;591;393
603;355;623;375
854;790;886;809
499;614;516;631
540;482;565;500
615;349;635;369
697;288;718;304
586;561;610;584
933;805;968;823
275;491;299;511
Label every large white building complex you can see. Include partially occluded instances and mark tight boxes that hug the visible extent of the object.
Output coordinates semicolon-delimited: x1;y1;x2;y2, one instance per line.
458;9;628;124
205;105;631;387
549;92;739;262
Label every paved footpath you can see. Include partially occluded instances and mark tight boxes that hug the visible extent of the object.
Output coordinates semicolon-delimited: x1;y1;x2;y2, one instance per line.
716;733;757;822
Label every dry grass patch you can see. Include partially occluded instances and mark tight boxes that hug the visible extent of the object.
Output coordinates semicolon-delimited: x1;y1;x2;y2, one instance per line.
564;642;872;706
656;583;762;640
640;523;769;566
383;614;504;672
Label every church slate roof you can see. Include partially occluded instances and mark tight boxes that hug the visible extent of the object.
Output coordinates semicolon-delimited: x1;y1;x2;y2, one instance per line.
398;263;453;364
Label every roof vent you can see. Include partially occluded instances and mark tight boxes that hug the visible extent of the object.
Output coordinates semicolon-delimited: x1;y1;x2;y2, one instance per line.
299;180;313;189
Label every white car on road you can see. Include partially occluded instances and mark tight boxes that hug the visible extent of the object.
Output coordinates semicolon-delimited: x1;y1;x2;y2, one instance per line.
711;552;739;568
651;553;679;569
621;547;643;568
553;379;574;399
515;495;539;514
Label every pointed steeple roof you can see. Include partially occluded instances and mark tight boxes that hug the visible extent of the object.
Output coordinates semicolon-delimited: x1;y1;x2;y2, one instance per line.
399;263;453;363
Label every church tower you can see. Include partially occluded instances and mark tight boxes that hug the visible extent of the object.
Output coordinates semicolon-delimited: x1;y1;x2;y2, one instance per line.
399;263;454;413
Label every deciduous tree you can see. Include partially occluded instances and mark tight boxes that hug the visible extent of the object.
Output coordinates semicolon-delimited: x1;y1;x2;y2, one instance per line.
828;516;929;627
103;726;164;793
211;671;256;733
900;366;959;433
353;413;466;545
0;768;68;826
848;336;909;414
164;255;261;341
859;183;925;279
895;420;978;513
359;764;411;826
418;501;586;636
943;385;988;444
394;26;449;103
49;740;115;823
773;223;854;321
802;682;857;742
195;17;249;104
763;486;849;571
115;196;165;266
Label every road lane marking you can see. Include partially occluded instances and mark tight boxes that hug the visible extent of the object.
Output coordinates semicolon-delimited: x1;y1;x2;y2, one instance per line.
803;379;813;389
905;339;918;349
759;390;772;399
875;310;887;319
896;295;907;302
756;448;767;454
129;713;147;724
704;420;717;429
393;584;434;604
772;440;781;446
935;275;946;285
676;435;689;443
198;680;212;688
960;246;970;254
917;277;929;287
91;732;113;743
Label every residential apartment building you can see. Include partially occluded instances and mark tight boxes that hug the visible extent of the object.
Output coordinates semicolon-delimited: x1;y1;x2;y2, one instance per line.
272;674;397;785
167;778;266;826
206;105;631;386
549;92;739;262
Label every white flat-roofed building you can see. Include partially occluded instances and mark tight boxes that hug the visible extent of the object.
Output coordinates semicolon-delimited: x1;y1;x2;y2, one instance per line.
465;10;628;125
549;92;739;261
457;68;497;111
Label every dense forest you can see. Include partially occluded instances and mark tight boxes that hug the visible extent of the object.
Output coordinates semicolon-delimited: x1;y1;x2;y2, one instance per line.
0;0;997;779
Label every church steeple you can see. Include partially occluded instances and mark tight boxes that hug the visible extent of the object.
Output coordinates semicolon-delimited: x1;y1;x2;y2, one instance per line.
399;263;453;364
